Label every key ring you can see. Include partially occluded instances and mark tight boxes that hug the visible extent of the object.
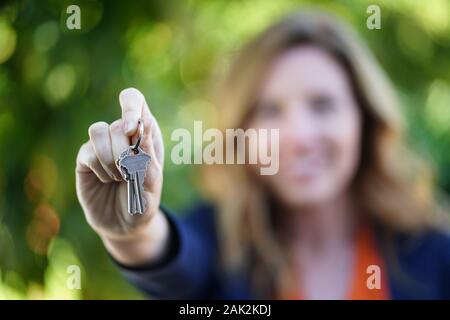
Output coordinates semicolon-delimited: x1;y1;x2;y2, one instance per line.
131;119;144;152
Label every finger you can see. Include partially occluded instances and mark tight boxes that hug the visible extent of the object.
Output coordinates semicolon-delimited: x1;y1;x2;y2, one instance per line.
136;113;158;162
109;119;130;174
119;87;164;164
76;141;114;183
119;87;145;135
152;123;164;165
140;100;164;166
140;119;162;192
88;121;122;181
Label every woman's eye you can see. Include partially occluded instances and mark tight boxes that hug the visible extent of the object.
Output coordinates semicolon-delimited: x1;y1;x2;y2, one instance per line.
256;102;282;118
310;95;335;114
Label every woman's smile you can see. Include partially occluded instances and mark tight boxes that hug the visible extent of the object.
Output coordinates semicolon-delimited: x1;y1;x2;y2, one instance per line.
281;150;329;183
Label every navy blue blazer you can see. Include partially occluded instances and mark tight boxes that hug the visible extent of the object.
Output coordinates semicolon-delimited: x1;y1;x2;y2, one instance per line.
116;203;450;299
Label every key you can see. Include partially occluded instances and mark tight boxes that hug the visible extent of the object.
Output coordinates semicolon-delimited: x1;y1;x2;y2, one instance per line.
117;147;135;213
135;169;146;212
117;146;151;214
116;119;151;215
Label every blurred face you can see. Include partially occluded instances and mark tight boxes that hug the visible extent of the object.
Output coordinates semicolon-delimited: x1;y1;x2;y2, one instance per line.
248;45;362;209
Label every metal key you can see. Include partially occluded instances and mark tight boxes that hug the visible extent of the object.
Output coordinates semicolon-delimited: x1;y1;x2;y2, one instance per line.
118;147;151;214
116;119;152;215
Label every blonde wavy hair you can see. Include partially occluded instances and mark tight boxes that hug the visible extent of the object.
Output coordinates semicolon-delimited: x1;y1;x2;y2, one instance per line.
200;9;441;297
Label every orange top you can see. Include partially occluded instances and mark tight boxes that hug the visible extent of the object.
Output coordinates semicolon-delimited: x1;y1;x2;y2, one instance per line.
277;224;390;300
348;223;390;299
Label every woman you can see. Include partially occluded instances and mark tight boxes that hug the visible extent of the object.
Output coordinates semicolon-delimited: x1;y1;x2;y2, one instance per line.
75;10;450;299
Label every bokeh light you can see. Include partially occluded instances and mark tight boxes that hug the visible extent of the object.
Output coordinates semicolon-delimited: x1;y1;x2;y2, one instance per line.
0;19;17;64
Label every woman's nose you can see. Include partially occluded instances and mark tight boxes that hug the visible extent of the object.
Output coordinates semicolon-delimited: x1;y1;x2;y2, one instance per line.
281;106;319;150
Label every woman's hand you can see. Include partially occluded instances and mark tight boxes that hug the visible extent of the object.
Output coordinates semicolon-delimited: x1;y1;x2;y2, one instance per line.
75;88;169;266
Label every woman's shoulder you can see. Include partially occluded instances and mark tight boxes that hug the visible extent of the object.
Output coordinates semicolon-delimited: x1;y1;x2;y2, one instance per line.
390;225;450;262
402;226;450;253
422;227;450;248
373;222;450;298
391;225;450;298
419;227;450;265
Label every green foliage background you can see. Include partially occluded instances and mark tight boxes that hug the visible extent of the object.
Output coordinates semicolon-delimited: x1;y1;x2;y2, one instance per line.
0;0;449;299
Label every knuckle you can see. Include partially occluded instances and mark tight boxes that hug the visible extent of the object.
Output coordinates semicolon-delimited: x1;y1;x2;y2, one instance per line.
86;142;97;162
123;109;138;118
76;142;89;164
88;121;108;139
80;141;91;156
78;141;89;153
109;119;123;134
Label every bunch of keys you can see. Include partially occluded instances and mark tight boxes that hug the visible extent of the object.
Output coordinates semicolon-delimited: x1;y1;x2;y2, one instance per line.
116;119;151;215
